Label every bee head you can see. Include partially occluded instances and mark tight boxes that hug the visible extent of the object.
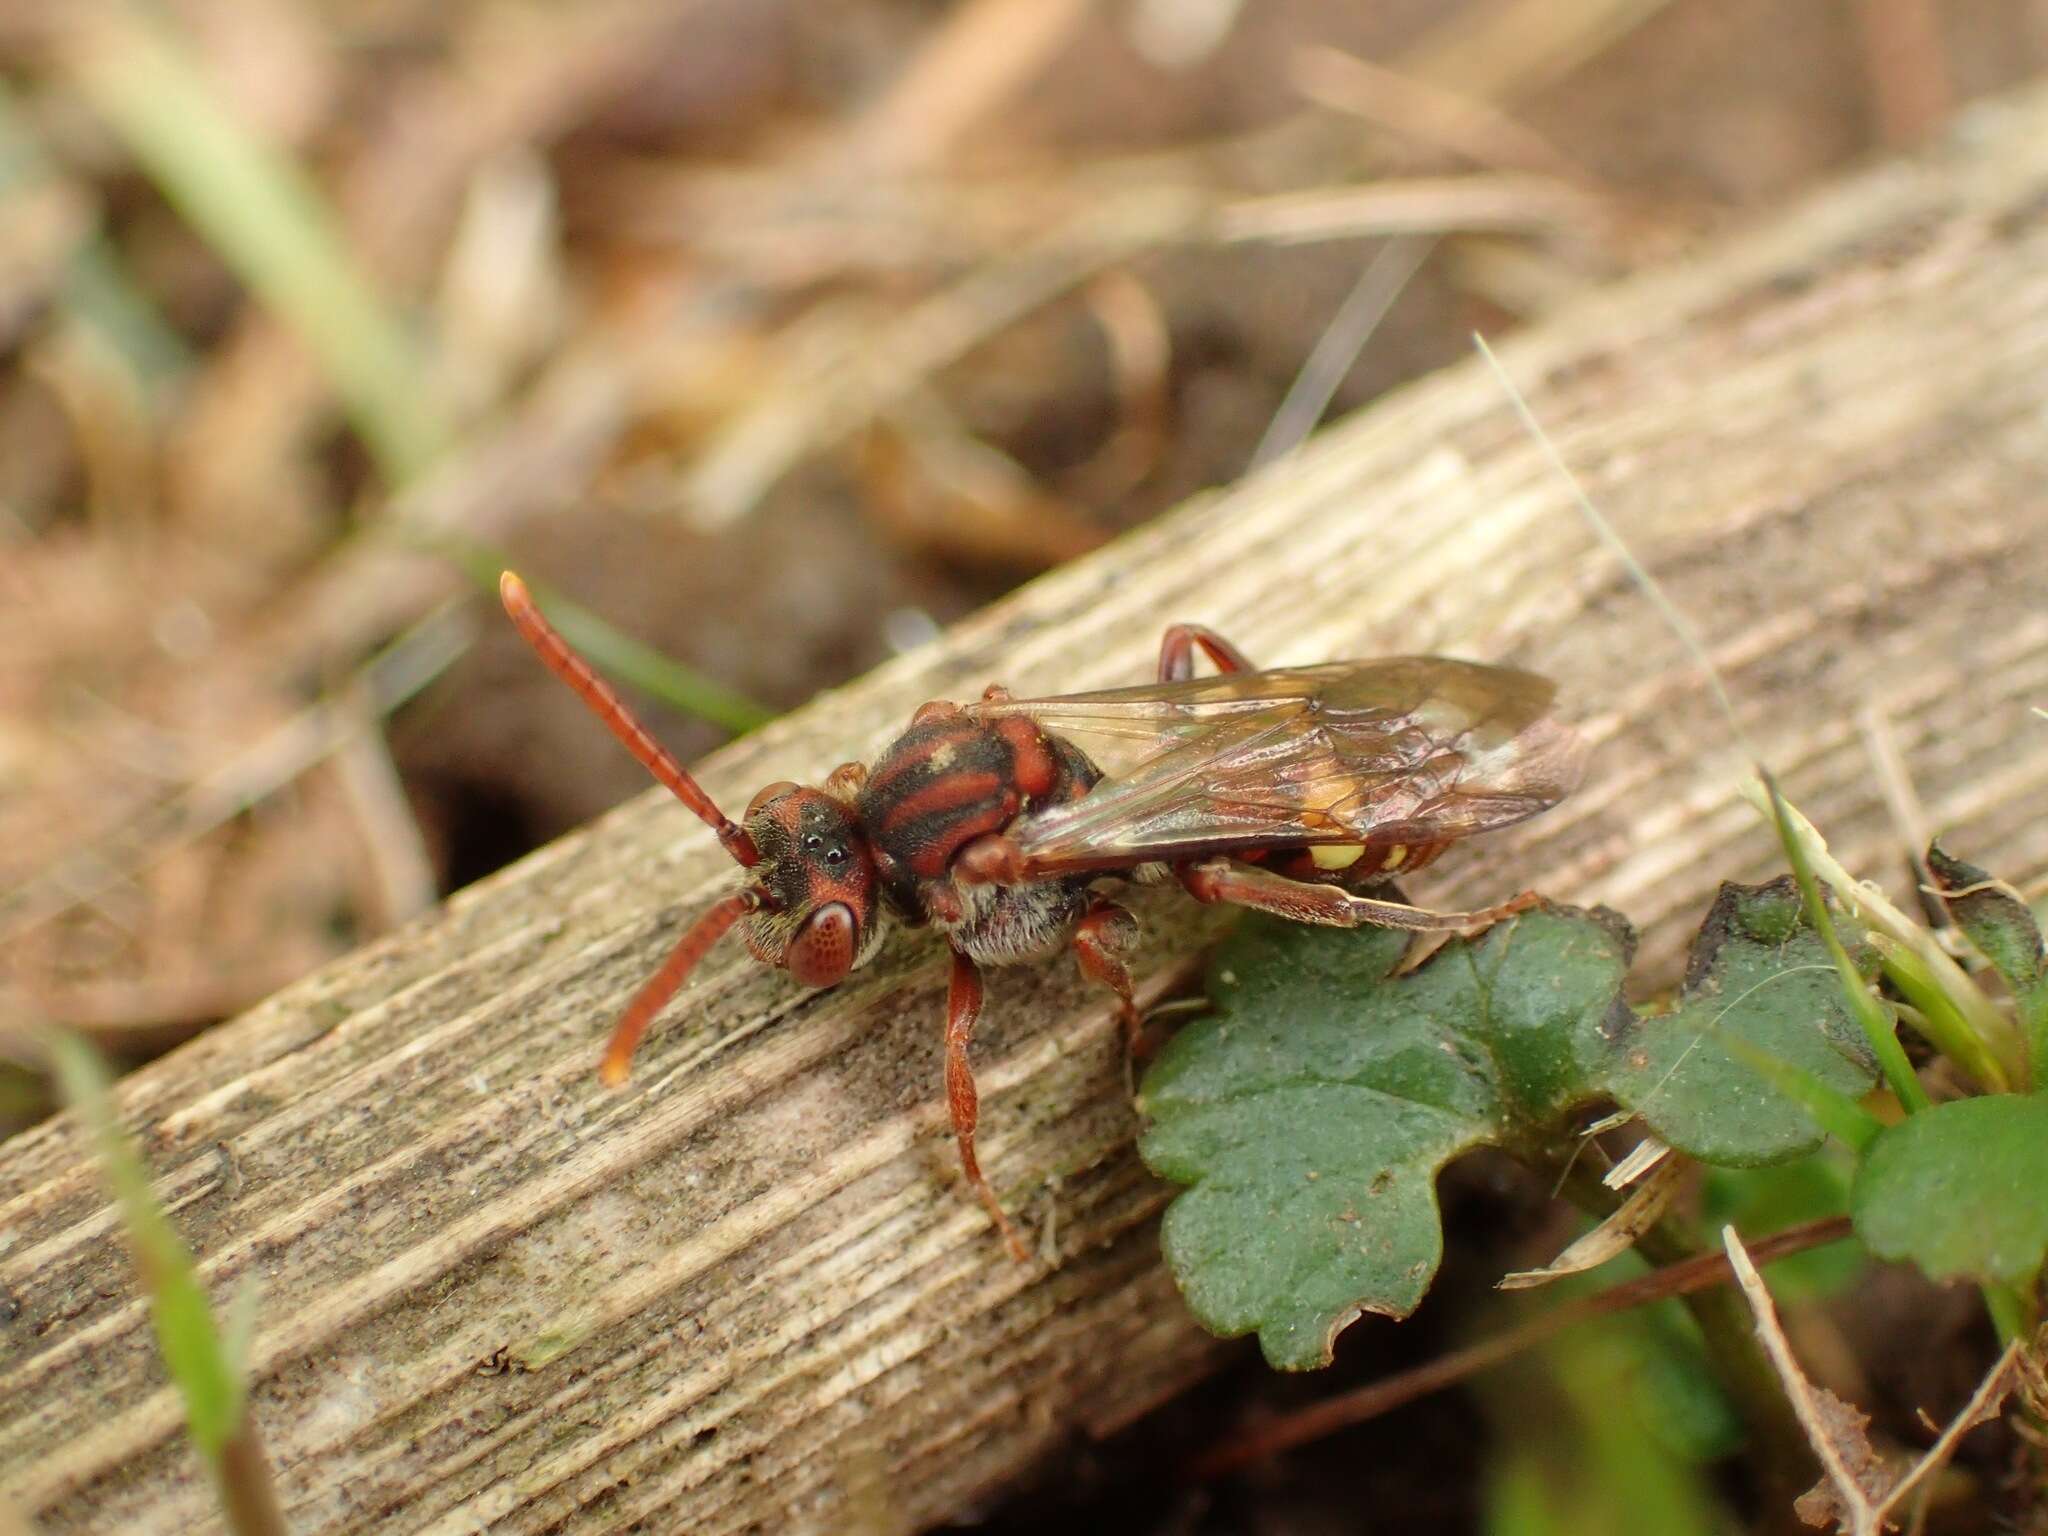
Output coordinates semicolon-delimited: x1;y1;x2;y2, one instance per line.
738;783;886;986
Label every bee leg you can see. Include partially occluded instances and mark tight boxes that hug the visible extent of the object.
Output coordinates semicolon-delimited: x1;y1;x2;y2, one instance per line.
1157;623;1255;682
945;948;1030;1264
1071;899;1143;1092
951;832;1029;886
1180;857;1536;932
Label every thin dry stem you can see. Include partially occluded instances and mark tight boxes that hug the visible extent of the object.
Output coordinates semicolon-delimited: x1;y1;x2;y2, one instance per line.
839;0;1097;172
1398;0;1679;101
1249;235;1436;470
328;700;438;929
1290;44;1591;182
1602;1135;1671;1189
1857;703;1943;928
1724;1225;1888;1533
1215;176;1593;246
1724;1225;2025;1535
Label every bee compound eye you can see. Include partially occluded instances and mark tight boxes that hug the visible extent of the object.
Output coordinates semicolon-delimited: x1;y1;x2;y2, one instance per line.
785;903;856;987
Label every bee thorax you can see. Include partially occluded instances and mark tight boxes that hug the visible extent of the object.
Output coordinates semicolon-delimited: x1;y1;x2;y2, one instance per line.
928;875;1093;966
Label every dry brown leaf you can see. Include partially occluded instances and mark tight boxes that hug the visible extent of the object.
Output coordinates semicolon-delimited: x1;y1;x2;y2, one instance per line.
1498;1150;1685;1290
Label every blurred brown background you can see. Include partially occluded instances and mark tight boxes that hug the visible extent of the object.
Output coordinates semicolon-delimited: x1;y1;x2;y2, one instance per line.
6;5;2048;1535
1;0;2042;1114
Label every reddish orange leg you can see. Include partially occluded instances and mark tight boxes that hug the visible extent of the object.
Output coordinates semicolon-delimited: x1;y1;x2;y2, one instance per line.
1072;900;1142;1050
945;949;1030;1263
950;830;1031;887
1180;857;1536;933
1158;623;1254;682
1073;898;1145;1095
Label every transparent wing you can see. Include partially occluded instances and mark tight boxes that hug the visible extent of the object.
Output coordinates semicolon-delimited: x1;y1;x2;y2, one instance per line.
969;657;1586;872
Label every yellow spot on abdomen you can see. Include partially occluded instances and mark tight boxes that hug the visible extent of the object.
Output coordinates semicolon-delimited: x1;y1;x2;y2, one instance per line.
1310;844;1367;871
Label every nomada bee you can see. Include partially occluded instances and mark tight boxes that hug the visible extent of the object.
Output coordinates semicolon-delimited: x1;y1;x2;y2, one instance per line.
500;573;1585;1259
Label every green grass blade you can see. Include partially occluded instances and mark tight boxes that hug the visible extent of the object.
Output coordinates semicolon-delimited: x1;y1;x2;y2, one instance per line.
432;534;775;734
1869;934;2011;1093
543;588;776;737
49;1034;244;1458
1981;1281;2027;1345
49;1034;288;1535
1739;778;2025;1084
69;13;448;481
1760;773;1930;1113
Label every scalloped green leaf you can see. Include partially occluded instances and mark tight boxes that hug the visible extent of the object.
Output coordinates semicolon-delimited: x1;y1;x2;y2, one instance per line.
1594;880;1880;1165
1138;881;1881;1369
1140;906;1629;1368
1852;1093;2048;1288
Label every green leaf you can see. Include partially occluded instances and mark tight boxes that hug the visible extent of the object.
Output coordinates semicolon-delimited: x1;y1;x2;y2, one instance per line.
1139;881;1880;1368
1928;844;2048;1078
1714;1035;1882;1155
1140;908;1629;1368
1852;1093;2048;1289
1594;880;1879;1164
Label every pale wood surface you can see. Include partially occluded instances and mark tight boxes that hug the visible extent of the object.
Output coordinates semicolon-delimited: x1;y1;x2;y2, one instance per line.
7;82;2048;1536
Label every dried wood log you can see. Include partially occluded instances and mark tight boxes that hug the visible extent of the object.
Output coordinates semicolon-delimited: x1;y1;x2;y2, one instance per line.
7;82;2048;1536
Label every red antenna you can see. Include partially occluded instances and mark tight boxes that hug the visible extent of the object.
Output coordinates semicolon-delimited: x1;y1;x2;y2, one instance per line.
501;571;771;1083
599;890;760;1085
499;572;759;867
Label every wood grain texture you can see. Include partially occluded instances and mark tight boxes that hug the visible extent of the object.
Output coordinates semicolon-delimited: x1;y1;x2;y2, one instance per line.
8;82;2048;1536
